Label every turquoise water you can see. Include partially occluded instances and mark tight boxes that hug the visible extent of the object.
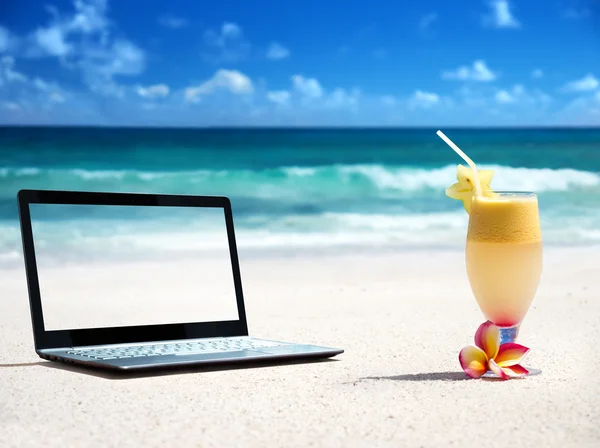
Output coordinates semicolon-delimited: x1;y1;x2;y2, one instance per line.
1;126;600;263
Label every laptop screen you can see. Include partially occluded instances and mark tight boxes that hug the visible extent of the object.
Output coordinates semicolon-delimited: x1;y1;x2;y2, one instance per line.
28;203;240;331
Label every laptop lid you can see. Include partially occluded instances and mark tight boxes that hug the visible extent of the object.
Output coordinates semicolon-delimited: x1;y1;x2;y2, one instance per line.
17;189;249;351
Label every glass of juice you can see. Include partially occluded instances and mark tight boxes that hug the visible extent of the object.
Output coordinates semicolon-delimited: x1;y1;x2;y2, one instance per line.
466;191;543;347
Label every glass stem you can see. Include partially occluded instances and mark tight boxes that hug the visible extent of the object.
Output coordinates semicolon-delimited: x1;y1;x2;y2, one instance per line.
498;325;520;345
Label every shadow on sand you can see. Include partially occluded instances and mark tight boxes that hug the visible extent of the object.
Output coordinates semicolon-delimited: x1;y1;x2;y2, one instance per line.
0;361;47;368
362;371;471;382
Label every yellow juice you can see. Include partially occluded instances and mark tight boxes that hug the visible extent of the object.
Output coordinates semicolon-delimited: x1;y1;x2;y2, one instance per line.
466;193;542;327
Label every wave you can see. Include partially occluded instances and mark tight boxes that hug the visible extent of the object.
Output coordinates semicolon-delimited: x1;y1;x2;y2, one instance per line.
2;210;600;267
331;164;600;192
0;210;473;266
1;164;599;200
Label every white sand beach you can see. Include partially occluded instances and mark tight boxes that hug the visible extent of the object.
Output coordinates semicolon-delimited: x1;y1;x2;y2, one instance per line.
1;246;599;447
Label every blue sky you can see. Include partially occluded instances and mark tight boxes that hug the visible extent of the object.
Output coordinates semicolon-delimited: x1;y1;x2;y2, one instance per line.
0;0;599;126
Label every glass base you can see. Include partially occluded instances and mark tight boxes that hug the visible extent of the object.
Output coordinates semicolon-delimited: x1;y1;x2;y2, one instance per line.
482;367;541;379
498;324;519;344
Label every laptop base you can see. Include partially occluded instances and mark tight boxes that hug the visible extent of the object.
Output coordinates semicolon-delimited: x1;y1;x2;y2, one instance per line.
38;337;343;371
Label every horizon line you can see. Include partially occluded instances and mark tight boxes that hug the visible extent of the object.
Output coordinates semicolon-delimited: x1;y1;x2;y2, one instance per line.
1;124;599;130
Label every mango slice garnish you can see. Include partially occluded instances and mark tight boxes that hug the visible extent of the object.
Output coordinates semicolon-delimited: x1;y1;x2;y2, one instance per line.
446;164;495;213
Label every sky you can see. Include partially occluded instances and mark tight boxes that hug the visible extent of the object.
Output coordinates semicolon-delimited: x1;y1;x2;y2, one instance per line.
0;0;599;127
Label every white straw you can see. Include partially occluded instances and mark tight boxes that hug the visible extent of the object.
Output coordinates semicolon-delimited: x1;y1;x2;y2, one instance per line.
436;130;482;197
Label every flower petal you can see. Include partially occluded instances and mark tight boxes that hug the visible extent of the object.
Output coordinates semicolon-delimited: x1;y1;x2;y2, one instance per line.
503;364;529;377
474;321;500;360
495;343;530;367
459;345;488;379
488;359;510;380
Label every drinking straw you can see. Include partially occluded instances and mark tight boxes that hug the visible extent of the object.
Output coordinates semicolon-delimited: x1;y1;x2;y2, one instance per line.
436;130;482;197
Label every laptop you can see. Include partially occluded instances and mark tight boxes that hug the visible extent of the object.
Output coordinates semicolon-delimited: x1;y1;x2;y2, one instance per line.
17;189;343;371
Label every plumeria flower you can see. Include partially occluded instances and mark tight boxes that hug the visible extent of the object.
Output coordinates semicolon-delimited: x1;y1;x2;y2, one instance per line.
459;321;530;380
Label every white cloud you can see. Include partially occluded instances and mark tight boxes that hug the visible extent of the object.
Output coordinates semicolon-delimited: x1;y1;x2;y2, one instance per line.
80;39;146;97
185;69;253;102
381;95;396;106
222;22;241;38
184;88;202;103
559;91;600;124
292;75;323;98
419;13;438;29
50;92;66;103
532;69;543;79
324;88;360;110
495;90;515;103
494;84;551;106
33;78;48;90
267;90;290;105
136;84;170;99
158;15;188;29
33;26;72;57
33;77;54;91
94;40;145;77
3;101;21;111
205;22;241;45
203;22;249;63
0;26;13;53
271;76;360;110
0;56;28;83
0;56;67;107
513;84;525;95
564;74;599;92
29;0;109;57
271;77;359;110
410;90;440;108
266;42;290;60
483;0;521;28
69;0;110;34
442;60;497;82
23;0;146;97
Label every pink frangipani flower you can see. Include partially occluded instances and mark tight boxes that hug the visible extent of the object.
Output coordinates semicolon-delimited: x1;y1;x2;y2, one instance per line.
459;321;530;380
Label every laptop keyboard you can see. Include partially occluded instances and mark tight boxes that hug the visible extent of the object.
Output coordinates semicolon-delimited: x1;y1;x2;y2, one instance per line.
66;338;286;360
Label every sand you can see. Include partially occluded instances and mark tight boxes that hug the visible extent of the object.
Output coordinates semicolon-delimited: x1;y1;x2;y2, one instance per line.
1;246;599;447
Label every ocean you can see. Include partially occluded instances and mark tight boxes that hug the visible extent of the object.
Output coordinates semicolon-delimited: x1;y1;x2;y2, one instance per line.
1;126;599;265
